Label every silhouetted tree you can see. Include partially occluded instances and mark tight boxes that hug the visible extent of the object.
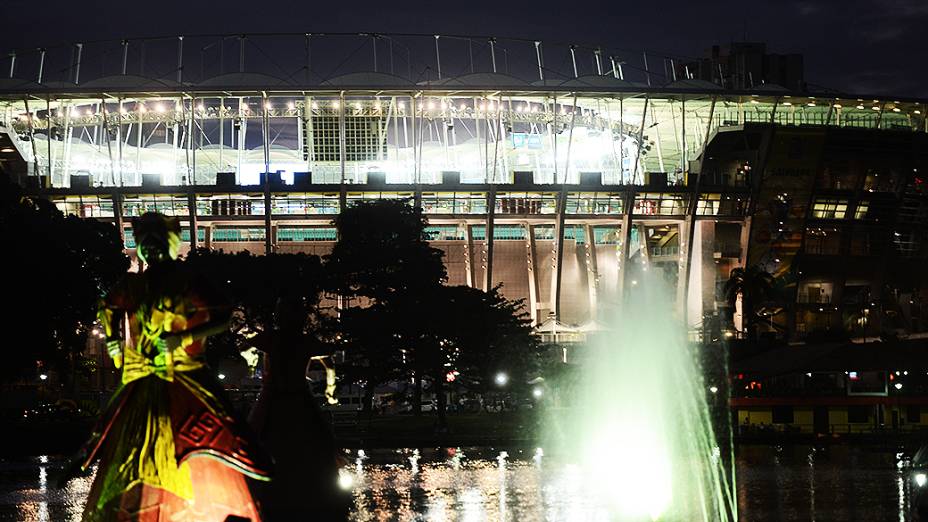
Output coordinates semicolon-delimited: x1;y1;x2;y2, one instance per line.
0;174;129;382
327;199;446;304
409;285;539;428
327;199;446;416
724;265;775;341
327;200;539;429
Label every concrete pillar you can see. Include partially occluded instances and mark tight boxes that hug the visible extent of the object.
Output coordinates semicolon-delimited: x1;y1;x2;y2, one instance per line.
584;223;599;320
526;222;541;325
187;191;198;250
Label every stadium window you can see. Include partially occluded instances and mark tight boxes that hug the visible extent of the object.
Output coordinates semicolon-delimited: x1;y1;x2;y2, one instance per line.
854;201;869;220
696;194;721;215
811;198;848;219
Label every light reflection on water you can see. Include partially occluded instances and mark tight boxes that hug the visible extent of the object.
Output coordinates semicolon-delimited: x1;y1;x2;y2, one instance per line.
0;445;918;521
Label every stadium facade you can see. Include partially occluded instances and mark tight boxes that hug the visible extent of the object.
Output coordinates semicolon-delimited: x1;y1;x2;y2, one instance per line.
2;33;928;343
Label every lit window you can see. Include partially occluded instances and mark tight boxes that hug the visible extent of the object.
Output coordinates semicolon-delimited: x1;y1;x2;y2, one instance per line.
811;198;847;219
854;201;869;220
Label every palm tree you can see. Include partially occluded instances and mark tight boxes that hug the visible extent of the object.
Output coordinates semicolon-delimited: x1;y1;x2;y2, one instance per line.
724;265;774;340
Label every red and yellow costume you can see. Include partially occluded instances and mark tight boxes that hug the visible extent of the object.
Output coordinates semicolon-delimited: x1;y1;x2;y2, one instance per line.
81;259;271;521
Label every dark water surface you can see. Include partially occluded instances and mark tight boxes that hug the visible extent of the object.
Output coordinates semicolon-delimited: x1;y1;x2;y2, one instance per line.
0;445;918;521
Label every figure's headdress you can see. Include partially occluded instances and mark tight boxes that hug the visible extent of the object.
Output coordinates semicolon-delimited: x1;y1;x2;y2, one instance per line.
132;212;182;262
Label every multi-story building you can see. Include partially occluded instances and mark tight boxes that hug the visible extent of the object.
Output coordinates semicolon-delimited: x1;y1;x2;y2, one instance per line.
2;33;926;347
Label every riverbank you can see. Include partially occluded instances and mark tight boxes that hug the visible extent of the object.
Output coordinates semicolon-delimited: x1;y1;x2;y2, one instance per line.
7;412;928;457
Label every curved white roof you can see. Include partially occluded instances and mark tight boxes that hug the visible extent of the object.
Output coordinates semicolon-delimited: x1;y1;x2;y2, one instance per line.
197;72;291;88
667;79;724;91
81;74;181;90
322;72;414;87
424;72;529;88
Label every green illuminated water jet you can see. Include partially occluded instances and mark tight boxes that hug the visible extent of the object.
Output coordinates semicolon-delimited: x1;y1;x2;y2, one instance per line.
545;273;737;521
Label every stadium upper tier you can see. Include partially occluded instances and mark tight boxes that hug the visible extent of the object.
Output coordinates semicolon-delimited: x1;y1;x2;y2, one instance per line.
1;33;926;189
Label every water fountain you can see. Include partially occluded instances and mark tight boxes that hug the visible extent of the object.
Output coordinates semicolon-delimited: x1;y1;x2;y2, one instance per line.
496;451;509;470
544;273;737;521
533;447;544;468
408;449;420;473
355;449;368;474
450;447;465;469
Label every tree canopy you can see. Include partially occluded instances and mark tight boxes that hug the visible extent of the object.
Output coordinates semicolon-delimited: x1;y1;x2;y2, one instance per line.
0;174;129;381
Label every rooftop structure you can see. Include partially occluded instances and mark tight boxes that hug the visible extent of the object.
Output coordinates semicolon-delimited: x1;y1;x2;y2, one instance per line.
4;33;928;345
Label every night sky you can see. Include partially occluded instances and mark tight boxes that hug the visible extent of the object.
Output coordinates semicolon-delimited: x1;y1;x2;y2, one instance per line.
1;0;925;97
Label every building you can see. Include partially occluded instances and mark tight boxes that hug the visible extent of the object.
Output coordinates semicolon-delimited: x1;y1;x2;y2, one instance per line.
2;33;927;346
683;42;805;91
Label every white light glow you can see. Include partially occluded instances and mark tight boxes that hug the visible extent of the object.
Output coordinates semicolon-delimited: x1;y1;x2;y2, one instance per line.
39;374;48;381
916;473;927;487
533;387;543;398
338;468;354;490
218;373;226;380
495;372;508;386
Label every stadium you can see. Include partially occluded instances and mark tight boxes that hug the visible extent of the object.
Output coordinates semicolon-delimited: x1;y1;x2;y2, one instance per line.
2;32;927;341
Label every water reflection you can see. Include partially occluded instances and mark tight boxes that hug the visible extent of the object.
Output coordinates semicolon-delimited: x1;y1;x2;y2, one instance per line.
0;446;920;521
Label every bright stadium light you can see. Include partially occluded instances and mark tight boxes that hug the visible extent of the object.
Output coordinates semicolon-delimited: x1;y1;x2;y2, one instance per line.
917;473;927;487
495;372;508;386
39;374;48;381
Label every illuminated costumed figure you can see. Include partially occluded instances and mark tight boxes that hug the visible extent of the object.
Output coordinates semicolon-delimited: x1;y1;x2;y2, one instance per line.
78;212;271;521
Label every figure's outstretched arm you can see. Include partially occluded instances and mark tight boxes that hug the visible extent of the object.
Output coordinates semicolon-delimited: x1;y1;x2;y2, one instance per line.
161;314;231;352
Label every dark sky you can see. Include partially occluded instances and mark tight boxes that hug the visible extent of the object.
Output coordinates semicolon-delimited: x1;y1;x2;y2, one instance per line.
1;0;925;97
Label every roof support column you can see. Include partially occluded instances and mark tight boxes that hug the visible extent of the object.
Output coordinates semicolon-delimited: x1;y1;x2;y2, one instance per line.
263;92;272;255
176;37;184;83
434;36;442;80
187;191;198;250
304;95;314;174
584;223;599;321
63;102;73;182
338;90;347;190
483;186;496;291
113;191;125;249
464;221;475;288
681;97;716;326
632;96;649;184
45;97;53;181
236;97;245;185
135;102;143;181
617;190;634;304
117;98;124;186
